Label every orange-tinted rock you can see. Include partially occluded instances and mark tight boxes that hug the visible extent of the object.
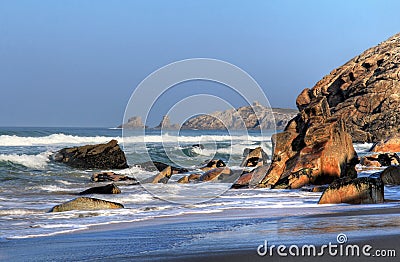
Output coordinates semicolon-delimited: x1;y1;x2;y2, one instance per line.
151;166;172;184
188;173;201;181
359;153;400;167
199;167;231;182
260;97;358;189
240;147;269;167
232;165;269;189
177;176;189;184
369;136;400;153
318;177;384;204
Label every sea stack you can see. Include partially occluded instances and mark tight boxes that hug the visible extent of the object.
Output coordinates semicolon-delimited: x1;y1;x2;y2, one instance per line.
260;32;400;189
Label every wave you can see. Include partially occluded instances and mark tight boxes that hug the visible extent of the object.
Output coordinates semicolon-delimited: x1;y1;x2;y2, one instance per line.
0;152;51;169
0;133;270;147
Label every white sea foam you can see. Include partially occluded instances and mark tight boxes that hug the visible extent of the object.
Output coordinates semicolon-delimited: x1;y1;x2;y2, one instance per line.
353;143;374;153
0;133;270;147
0;151;51;169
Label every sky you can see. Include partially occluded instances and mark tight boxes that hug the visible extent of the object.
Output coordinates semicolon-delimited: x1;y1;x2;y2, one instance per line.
0;0;399;127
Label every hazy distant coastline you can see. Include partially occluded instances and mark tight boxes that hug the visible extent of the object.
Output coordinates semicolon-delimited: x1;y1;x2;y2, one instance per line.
119;102;298;130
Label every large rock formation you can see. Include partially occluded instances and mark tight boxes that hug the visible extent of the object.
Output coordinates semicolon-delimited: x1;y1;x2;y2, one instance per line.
154;115;179;130
295;33;400;143
181;102;298;130
369;135;400;153
259;33;400;189
49;197;124;212
318;177;384;204
53;140;129;169
260;97;358;189
118;116;146;129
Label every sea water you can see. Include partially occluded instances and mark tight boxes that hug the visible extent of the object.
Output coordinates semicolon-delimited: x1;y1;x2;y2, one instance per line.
0;127;399;243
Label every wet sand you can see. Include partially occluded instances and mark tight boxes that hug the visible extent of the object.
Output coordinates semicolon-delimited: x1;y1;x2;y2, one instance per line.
1;206;399;262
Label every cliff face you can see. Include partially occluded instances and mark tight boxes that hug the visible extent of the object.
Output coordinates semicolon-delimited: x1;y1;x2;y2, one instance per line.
118;116;145;129
181;103;298;130
296;33;400;143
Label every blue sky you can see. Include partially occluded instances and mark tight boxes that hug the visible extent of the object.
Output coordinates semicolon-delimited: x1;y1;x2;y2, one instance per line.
0;0;399;127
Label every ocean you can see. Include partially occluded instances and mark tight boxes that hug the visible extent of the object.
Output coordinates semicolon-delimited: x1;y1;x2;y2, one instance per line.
0;127;400;259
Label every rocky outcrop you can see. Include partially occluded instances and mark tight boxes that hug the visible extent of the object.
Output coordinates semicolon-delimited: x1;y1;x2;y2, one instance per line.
118;116;146;129
78;183;121;195
260;97;358;189
154;115;179;130
200;159;226;171
181;102;298;130
380;166;400;185
91;172;138;183
49;197;124;212
240;147;269;167
135;161;188;174
369;135;400;152
53;140;128;169
318;177;384;204
295;33;400;143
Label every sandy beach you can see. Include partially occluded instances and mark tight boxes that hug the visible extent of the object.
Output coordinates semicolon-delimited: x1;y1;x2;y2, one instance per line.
1;205;399;262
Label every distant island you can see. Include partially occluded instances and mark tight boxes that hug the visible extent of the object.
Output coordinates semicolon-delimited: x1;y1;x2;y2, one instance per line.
119;102;298;130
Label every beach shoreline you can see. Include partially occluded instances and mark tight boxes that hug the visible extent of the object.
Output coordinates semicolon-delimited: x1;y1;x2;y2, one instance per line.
1;203;399;261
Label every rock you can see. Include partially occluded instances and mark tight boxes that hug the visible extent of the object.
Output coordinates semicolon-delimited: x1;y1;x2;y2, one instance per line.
380;166;400;185
199;167;231;182
177;176;189;184
232;165;269;189
135;161;188;174
53;140;128;169
295;33;400;143
311;185;329;192
91;172;138;183
369;135;400;153
177;174;202;184
359;153;400;167
240;147;269;167
118;116;146;129
200;159;226;171
181;104;298;130
260;98;358;189
49;197;124;212
318;177;384;204
78;183;121;195
154;115;179;130
151;166;172;184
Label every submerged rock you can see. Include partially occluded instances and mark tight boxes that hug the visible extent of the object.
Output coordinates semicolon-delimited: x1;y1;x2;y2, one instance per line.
240;147;269;167
91;172;138;183
318;177;384;204
78;183;121;195
49;197;124;212
369;135;400;153
380;166;400;185
53;140;128;169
